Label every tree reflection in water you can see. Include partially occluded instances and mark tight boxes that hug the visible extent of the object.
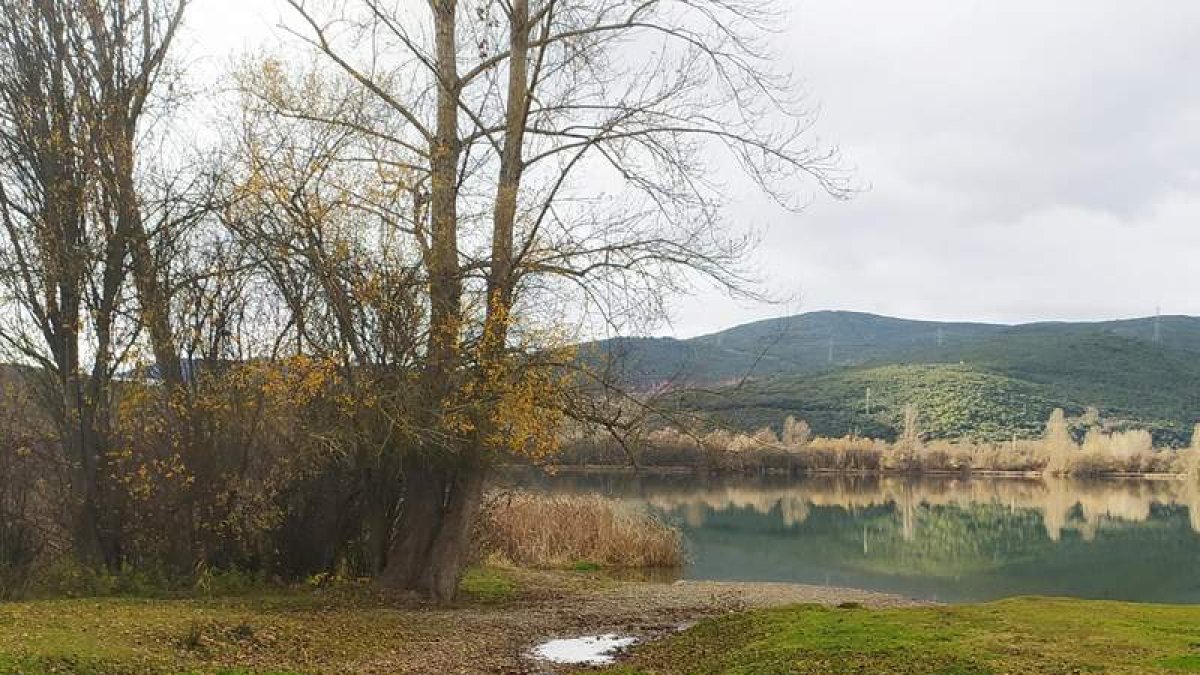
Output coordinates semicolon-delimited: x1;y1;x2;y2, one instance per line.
506;471;1200;603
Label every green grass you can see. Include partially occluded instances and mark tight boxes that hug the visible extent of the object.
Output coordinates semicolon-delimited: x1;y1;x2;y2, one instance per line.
600;597;1200;674
458;567;517;603
0;593;393;674
5;574;1200;674
0;567;532;674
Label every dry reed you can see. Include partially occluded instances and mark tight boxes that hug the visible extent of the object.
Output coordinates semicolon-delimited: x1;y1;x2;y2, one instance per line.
556;411;1193;477
476;491;686;569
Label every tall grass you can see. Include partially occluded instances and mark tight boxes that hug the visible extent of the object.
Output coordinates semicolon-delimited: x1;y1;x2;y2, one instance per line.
476;491;685;569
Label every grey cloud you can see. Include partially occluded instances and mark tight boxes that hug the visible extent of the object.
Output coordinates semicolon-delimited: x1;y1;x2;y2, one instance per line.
180;0;1200;337
669;0;1200;336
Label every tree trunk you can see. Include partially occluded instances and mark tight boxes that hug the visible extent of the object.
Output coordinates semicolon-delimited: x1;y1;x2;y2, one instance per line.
383;0;529;602
113;130;182;387
419;454;485;602
377;0;471;601
381;449;485;602
486;0;528;314
380;454;445;588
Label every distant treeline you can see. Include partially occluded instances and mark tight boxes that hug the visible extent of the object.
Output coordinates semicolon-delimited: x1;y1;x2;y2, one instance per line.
555;409;1200;477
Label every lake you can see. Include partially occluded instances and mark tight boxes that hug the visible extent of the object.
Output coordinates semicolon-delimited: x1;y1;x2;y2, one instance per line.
502;471;1200;604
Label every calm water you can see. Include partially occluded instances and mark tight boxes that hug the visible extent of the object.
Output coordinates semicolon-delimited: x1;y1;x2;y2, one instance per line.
503;471;1200;603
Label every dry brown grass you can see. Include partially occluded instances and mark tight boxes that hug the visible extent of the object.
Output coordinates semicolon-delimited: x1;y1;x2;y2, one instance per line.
476;491;686;570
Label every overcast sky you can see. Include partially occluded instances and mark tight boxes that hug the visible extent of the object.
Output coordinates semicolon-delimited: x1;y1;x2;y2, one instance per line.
183;0;1200;338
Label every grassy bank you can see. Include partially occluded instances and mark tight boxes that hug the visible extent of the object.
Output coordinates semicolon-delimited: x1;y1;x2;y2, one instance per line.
0;491;690;673
0;567;598;675
602;597;1200;674
3;581;1200;674
0;570;910;674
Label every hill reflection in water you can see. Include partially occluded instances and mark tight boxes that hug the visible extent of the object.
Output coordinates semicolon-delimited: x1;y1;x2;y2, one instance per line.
504;471;1200;603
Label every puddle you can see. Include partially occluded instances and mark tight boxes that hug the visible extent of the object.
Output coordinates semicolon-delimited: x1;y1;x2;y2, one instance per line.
530;634;639;665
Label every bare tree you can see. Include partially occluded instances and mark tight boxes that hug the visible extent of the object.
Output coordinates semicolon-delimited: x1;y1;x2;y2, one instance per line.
242;0;850;600
0;0;125;565
226;69;433;570
69;0;190;387
0;0;193;567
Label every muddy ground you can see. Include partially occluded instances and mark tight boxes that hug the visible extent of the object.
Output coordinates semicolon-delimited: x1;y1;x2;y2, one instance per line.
400;571;926;674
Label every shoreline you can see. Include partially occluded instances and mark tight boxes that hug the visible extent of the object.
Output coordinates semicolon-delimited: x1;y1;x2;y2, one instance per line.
522;463;1193;481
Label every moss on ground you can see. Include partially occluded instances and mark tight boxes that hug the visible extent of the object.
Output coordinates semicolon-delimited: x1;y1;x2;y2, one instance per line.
601;597;1200;674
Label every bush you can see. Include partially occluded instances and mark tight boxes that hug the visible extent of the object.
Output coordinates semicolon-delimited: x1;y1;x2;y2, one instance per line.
0;380;61;599
0;356;416;596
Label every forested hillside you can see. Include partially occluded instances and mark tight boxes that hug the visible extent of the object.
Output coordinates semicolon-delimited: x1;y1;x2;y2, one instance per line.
583;312;1200;443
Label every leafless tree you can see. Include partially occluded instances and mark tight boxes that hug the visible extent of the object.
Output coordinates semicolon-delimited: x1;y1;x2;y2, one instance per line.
0;0;192;567
225;71;433;570
259;0;850;600
0;0;115;564
69;0;190;387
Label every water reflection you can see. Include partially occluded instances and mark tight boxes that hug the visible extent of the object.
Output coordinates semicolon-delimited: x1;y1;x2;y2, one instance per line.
504;471;1200;603
641;476;1200;541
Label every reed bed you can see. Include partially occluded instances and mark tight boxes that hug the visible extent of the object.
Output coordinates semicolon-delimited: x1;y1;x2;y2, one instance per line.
477;491;685;569
556;416;1199;477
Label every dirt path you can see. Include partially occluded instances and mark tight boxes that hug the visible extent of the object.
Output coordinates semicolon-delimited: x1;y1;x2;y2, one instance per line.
387;572;927;674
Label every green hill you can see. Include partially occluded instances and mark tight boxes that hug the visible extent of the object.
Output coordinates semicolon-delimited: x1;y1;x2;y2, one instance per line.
580;311;1010;386
673;364;1068;441
583;312;1200;444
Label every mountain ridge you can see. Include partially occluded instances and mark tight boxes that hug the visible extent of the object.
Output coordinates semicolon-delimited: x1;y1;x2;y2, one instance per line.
580;311;1200;444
